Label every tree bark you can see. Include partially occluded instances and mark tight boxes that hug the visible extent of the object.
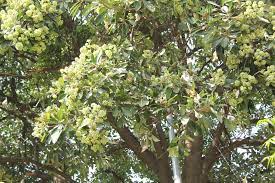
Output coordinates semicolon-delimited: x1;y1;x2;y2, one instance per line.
154;123;173;183
182;135;204;183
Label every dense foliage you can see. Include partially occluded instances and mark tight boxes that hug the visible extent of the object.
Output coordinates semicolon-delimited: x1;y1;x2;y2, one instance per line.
0;0;274;182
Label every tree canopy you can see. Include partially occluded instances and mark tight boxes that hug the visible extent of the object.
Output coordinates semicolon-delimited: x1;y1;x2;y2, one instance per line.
0;0;274;182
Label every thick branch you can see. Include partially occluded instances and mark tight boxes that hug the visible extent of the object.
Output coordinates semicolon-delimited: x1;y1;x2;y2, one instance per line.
106;112;160;174
27;64;70;74
203;123;226;175
147;117;169;158
0;64;70;79
0;156;73;182
14;50;37;63
25;171;51;181
147;117;172;182
107;112;173;183
0;72;28;79
106;141;127;155
182;135;204;183
203;134;265;176
221;138;265;156
156;122;169;154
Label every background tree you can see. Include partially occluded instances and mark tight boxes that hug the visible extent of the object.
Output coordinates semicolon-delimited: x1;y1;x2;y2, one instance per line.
0;0;274;182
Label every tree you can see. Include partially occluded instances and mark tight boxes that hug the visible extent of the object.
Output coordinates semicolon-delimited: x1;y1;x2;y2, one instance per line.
0;0;274;182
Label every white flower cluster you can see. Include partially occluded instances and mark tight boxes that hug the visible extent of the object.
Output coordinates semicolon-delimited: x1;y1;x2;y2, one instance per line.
262;65;275;87
0;0;62;54
211;69;226;86
235;72;257;93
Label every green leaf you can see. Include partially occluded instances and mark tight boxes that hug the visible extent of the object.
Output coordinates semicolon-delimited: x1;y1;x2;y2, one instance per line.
138;98;150;107
82;3;95;17
132;1;142;11
242;177;248;183
184;149;190;156
165;88;172;99
121;107;135;117
113;107;121;117
181;117;190;126
105;50;112;58
213;37;223;48
221;37;229;48
143;1;155;12
258;17;270;23
70;1;82;18
114;68;128;75
56;104;66;121
179;22;189;32
96;50;103;63
80;118;90;128
151;135;160;142
95;13;106;24
213;110;223;123
48;125;63;144
224;118;236;132
257;118;275;128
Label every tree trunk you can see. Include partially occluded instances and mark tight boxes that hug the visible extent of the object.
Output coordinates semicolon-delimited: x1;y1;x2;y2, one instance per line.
157;158;173;183
154;123;173;183
182;135;204;183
